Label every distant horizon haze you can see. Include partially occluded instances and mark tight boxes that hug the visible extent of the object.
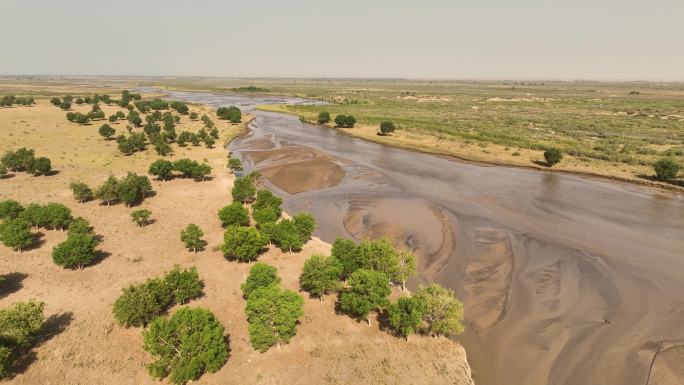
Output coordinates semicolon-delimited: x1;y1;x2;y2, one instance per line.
1;0;683;81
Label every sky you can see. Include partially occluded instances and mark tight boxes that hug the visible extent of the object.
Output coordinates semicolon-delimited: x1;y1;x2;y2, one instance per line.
1;0;683;80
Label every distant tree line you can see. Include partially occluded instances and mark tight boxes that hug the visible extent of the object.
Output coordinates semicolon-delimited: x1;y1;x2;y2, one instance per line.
0;95;35;107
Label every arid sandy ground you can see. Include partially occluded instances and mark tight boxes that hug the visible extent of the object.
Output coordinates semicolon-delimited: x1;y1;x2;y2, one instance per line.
0;102;473;385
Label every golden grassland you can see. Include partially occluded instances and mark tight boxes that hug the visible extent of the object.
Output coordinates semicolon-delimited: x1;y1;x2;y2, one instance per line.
0;99;474;385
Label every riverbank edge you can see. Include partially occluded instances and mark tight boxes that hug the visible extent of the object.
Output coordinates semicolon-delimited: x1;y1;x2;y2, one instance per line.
255;104;684;195
223;108;477;385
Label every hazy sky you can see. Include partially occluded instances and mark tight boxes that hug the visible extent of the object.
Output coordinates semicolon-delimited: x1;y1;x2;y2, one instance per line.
1;0;682;80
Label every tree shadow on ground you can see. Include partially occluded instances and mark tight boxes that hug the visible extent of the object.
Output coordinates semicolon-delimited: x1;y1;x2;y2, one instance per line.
90;250;112;267
28;232;46;251
0;272;29;299
10;312;74;378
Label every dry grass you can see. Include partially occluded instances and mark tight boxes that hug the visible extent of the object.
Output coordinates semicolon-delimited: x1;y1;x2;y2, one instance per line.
0;101;473;385
259;104;678;190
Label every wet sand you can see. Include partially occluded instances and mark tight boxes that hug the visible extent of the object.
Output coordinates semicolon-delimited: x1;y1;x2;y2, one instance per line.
164;90;684;385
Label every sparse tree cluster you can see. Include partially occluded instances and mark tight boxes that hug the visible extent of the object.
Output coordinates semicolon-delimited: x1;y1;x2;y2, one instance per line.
1;148;52;176
94;173;153;206
0;95;35;107
148;159;212;181
116;133;147;155
112;265;203;327
0;200;103;268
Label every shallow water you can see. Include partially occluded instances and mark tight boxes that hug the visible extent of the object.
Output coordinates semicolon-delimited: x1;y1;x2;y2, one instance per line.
165;89;684;385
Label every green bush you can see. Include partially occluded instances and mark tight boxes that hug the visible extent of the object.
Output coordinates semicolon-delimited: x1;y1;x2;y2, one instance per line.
0;200;24;220
52;233;97;269
334;114;356;128
387;296;424;341
98;124;116;140
245;285;303;352
272;219;303;253
339;269;391;326
113;278;173;327
331;238;359;279
653;158;680;180
253;190;282;216
70;181;93;203
0;219;33;251
149;159;175;181
231;176;256;203
317;111;330;124
216;106;242;122
18;203;49;228
67;217;95;237
543;148;563;166
130;209;152;227
46;203;72;230
222;226;267;262
180;224;206;253
379;121;396;135
0;301;45;379
217;202;250;227
227;158;243;173
1;148;35;172
95;176;119;205
253;207;278;227
163;265;203;305
413;284;464;336
299;255;342;300
117;173;153;206
241;262;280;299
143;307;229;385
355;238;403;284
293;212;315;242
29;157;51;176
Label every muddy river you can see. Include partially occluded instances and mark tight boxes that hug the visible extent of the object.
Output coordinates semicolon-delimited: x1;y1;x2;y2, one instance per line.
161;89;684;385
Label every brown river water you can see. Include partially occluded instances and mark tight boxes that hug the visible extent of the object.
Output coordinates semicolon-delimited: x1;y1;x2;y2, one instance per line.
160;89;684;385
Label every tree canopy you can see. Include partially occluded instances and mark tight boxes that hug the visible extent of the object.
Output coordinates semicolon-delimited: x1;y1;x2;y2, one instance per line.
181;224;206;253
299;255;342;300
413;284;464;337
218;202;250;227
52;233;98;269
339;269;391;325
241;262;281;299
222;226;267;262
143;307;228;385
245;285;303;352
